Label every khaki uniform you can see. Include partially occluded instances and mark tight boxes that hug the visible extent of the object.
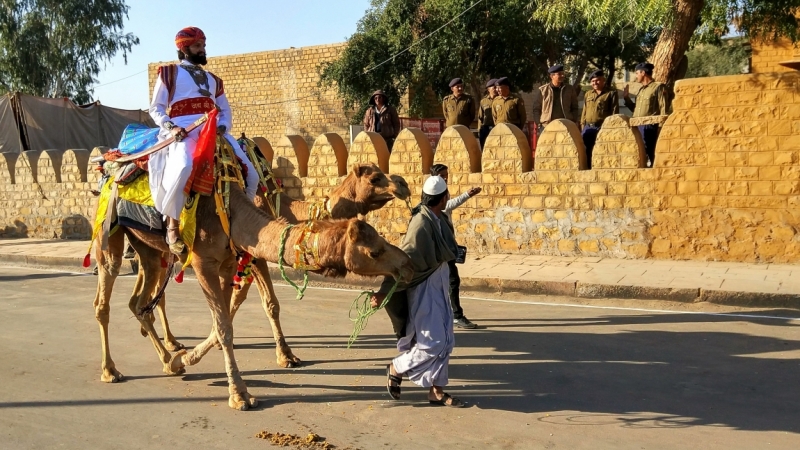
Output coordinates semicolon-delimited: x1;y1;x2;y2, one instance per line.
580;88;619;127
623;81;669;117
492;94;527;129
442;93;476;127
478;95;495;128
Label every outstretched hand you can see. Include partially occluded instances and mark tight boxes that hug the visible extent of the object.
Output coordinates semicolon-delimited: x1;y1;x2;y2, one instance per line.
370;292;387;309
468;187;482;197
623;84;630;99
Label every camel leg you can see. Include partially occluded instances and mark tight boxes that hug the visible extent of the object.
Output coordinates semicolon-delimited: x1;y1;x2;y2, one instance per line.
93;231;125;383
187;257;257;411
156;290;185;351
251;259;301;367
127;240;185;376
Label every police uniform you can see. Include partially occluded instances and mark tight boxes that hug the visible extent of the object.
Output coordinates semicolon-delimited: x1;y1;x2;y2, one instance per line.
442;93;476;127
624;62;669;166
478;78;497;148
491;78;526;129
580;70;619;168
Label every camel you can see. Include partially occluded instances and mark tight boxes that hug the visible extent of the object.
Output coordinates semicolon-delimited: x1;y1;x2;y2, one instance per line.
221;163;411;368
133;162;411;366
93;180;413;410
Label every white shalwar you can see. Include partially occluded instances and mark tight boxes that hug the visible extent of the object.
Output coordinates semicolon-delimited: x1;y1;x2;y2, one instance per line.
393;262;455;388
148;60;258;220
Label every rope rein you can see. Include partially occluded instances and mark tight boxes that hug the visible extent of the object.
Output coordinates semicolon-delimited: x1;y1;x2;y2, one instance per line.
347;277;401;348
278;223;310;300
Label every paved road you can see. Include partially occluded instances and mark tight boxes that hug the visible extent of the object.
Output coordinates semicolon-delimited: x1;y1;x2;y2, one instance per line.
1;266;799;449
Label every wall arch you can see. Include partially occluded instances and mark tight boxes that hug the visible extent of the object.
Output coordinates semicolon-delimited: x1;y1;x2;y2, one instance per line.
348;131;390;173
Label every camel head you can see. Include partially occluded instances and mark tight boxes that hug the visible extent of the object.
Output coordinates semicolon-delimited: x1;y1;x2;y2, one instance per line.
314;218;413;282
337;163;411;214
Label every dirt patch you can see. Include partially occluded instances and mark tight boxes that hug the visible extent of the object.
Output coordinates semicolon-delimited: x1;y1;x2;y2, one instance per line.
254;431;357;449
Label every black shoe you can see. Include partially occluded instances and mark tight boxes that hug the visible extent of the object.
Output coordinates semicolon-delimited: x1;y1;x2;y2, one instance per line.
92;265;99;276
453;316;477;329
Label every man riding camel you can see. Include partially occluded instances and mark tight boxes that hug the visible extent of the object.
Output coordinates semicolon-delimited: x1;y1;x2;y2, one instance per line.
148;26;258;254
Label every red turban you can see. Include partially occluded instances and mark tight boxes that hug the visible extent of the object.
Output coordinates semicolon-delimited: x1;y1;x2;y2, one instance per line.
175;27;206;50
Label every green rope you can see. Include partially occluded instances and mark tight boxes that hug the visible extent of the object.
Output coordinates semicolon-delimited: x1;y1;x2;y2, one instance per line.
347;277;401;348
278;223;309;300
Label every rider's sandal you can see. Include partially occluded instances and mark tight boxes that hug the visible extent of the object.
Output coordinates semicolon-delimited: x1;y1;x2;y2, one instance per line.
428;393;464;408
386;364;402;400
166;227;186;255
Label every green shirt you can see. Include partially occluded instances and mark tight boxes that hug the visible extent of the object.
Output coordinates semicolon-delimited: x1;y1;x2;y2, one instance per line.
442;93;476;127
492;94;527;128
478;95;495;128
581;88;620;126
624;81;669;117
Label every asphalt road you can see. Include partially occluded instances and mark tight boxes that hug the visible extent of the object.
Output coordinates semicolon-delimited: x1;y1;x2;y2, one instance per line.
1;265;799;449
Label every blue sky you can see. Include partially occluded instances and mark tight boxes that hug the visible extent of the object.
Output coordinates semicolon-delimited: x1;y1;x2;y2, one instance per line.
93;0;371;110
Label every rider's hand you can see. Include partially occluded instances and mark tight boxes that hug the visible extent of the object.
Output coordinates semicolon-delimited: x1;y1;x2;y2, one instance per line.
170;127;187;142
370;292;387;309
623;84;630;99
216;125;227;136
468;187;482;197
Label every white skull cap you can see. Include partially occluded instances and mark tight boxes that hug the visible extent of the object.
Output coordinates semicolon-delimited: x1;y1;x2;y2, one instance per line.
423;175;447;195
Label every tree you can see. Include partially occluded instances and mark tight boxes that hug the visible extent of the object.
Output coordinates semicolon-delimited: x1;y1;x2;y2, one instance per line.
530;0;800;87
0;0;139;104
685;38;749;78
320;0;566;122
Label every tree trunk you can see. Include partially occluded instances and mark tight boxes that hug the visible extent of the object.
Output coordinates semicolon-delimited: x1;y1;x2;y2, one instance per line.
651;0;704;86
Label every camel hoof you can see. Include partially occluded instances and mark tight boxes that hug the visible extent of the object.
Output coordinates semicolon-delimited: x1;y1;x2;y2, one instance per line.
229;392;258;411
277;349;302;368
164;338;185;352
169;349;187;374
100;367;124;383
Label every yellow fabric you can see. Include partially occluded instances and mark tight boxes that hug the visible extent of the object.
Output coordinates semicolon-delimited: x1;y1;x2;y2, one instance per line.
118;174;155;207
88;177;115;253
179;193;200;270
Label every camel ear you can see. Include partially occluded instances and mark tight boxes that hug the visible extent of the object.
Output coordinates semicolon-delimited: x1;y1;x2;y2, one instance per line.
347;219;366;243
352;164;368;177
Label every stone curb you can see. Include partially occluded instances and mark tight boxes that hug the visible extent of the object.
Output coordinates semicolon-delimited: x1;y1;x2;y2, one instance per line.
2;253;798;310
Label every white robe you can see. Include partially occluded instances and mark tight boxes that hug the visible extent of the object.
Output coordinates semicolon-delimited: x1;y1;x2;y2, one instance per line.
393;262;455;388
148;60;258;220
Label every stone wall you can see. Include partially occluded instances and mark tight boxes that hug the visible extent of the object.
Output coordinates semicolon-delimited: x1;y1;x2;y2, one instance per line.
5;72;800;263
751;38;796;74
0;148;103;239
148;43;350;148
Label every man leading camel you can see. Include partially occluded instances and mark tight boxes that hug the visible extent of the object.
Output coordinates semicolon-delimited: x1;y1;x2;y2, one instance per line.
148;26;258;254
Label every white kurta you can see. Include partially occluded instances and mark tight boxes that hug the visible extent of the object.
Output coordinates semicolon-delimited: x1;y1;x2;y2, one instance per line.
148;60;258;219
393;262;455;388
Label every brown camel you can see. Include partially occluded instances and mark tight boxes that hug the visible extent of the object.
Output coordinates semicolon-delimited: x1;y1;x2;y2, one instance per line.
93;183;413;410
219;163;411;368
134;162;411;366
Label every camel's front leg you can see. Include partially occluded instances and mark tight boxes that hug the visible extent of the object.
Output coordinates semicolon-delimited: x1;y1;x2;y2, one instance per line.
190;258;257;411
94;231;125;383
251;259;301;368
125;243;185;376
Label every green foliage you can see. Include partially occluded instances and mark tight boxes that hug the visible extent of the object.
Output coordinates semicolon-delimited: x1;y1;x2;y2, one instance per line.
320;0;565;122
531;0;800;46
685;38;749;78
320;0;658;122
0;0;139;104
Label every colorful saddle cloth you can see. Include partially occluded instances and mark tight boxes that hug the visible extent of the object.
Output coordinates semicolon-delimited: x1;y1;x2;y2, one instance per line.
118;123;160;155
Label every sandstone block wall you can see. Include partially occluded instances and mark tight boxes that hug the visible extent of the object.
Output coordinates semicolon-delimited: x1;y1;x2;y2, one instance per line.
5;71;800;263
751;38;796;74
148;43;350;148
0;148;104;238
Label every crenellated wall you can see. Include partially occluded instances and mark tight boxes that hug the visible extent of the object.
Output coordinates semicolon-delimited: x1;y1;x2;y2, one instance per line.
4;72;800;263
